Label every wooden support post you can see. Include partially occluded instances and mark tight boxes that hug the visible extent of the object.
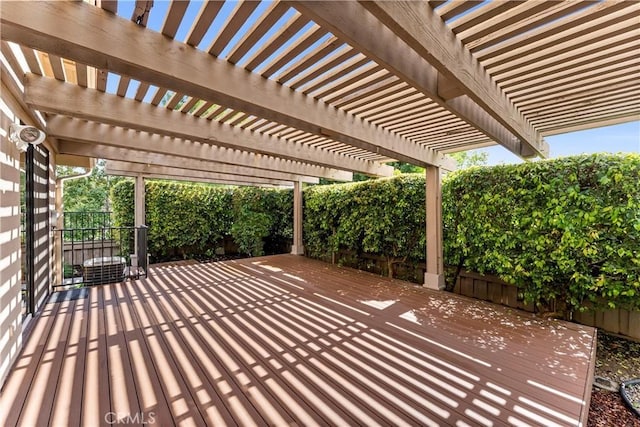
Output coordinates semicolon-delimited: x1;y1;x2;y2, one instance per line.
134;174;145;258
424;165;444;290
54;179;64;287
291;180;304;255
135;174;145;228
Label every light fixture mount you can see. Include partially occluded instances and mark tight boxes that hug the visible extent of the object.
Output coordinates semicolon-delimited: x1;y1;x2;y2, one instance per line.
8;124;46;151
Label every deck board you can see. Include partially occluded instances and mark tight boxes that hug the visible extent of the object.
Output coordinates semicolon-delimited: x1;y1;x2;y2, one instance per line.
1;255;596;427
50;290;88;427
1;296;62;427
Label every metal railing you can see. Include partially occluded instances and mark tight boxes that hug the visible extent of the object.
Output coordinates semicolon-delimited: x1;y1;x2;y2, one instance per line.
62;211;112;235
54;225;148;289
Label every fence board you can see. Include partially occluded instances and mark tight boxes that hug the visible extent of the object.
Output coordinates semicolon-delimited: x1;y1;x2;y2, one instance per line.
619;309;630;336
628;311;640;340
575;310;596;328
474;279;487;301
503;285;518;308
601;310;620;334
488;282;502;304
452;270;640;341
461;277;474;298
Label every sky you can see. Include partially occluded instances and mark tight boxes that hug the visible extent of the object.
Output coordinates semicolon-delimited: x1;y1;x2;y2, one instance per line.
475;121;640;166
108;1;640;166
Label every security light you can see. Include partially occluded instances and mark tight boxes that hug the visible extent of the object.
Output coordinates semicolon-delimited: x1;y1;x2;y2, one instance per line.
8;124;46;151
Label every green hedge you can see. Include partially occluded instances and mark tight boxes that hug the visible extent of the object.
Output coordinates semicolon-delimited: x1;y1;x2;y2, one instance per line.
444;154;640;313
304;154;640;312
230;187;292;256
110;179;135;228
110;180;292;260
304;174;426;277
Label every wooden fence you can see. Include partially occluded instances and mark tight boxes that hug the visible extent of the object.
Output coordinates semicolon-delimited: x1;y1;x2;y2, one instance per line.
453;270;640;341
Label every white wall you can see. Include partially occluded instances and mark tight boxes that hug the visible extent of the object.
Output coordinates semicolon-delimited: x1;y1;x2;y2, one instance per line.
0;99;23;386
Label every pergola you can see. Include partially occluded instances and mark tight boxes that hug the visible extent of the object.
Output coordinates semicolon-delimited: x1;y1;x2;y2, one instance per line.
0;0;638;393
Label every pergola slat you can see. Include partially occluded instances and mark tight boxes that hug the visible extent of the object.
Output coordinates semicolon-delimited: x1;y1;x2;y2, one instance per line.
299;56;370;95
100;0;118;14
520;82;640;113
242;12;310;71
294;1;546;157
510;62;640;101
457;1;553;45
96;69;107;92
333;78;404;111
484;11;640;72
492;31;639;87
178;96;199;113
275;35;342;84
208;1;261;57
259;25;327;78
150;87;168;106
525;87;640;116
516;75;639;108
467;1;597;53
1;1;448;167
48;117;353;181
20;46;42;75
312;65;385;102
116;76;130;97
134;82;150;101
164;92;186;110
476;1;634;62
185;1;225;47
448;1;524;34
161;0;190;39
0;41;24;84
75;63;88;88
226;2;290;64
27;76;394;176
286;46;358;90
47;53;66;81
540;115;640;136
437;1;483;21
62;142;319;184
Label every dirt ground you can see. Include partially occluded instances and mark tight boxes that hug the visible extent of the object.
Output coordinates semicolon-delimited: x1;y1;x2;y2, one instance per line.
588;331;640;426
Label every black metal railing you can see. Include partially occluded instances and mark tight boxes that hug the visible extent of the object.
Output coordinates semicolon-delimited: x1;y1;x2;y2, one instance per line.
54;225;148;289
62;211;112;234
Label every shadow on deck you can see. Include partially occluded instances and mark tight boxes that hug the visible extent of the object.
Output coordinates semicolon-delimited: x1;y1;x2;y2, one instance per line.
1;254;596;426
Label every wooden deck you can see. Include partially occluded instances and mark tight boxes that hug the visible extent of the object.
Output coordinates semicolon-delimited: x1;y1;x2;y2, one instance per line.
1;255;596;427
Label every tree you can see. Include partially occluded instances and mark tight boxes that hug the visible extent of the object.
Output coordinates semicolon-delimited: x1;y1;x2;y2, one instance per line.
59;159;123;213
386;161;425;175
449;150;489;169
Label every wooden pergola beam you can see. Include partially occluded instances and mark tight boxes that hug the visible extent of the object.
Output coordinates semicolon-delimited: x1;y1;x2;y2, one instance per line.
539;114;640;136
1;1;449;167
291;1;549;159
25;76;389;177
110;170;293;188
57;140;320;184
104;160;300;187
47;116;353;182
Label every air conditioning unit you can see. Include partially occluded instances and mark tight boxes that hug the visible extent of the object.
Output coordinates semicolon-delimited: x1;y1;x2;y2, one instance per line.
83;256;126;285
